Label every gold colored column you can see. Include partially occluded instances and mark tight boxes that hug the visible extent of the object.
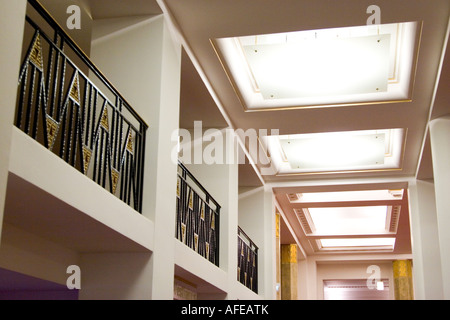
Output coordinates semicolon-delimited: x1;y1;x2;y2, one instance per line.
275;213;281;300
281;244;298;300
393;260;414;300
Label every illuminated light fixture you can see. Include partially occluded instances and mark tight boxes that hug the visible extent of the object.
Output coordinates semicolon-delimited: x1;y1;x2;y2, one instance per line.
320;238;396;248
293;189;404;203
264;128;405;174
308;206;389;235
213;22;419;110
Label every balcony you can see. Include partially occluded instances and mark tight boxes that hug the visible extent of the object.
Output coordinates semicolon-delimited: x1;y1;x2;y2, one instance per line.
176;162;220;266
15;0;148;213
238;226;258;293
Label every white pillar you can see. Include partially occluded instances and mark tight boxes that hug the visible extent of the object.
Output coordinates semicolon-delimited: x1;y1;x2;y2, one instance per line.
408;179;444;299
263;190;277;299
148;18;181;299
429;115;450;299
298;257;317;300
0;0;28;240
90;14;182;299
184;128;240;299
238;186;277;299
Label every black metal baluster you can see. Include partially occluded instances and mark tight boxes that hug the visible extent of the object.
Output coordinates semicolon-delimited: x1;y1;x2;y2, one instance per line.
90;90;97;149
56;53;66;121
125;152;131;205
59;101;68;158
93;131;99;183
25;66;37;135
46;38;54;116
66;101;74;163
98;130;105;186
70;107;80;166
31;72;43;139
16;66;29;129
102;133;109;189
84;84;91;147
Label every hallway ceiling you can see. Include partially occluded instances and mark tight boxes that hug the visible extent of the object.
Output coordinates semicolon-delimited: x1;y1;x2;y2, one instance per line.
88;0;449;256
156;0;449;257
158;0;450;180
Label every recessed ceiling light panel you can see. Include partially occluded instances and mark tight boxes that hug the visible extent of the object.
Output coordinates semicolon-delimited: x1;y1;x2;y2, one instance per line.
242;34;390;99
320;237;396;248
213;22;419;110
308;206;389;235
264;128;405;175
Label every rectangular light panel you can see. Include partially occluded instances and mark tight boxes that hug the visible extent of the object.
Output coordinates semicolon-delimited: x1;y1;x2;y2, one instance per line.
242;34;390;99
213;21;418;110
320;238;396;248
280;132;386;170
308;206;388;235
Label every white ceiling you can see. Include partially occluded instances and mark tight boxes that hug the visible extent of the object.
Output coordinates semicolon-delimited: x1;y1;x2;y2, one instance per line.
159;0;450;181
85;0;450;255
156;0;449;256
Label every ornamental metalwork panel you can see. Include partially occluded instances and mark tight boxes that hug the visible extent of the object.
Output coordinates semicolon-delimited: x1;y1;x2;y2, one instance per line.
238;227;258;294
15;0;147;212
176;162;220;266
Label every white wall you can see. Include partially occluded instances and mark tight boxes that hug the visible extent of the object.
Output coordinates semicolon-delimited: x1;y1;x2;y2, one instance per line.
0;0;27;241
429;116;450;298
238;186;276;299
90;14;181;299
79;252;152;300
183;127;242;299
408;179;444;299
316;261;394;300
0;223;79;285
35;0;93;54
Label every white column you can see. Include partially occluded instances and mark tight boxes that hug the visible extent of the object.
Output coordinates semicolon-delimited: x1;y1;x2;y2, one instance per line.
298;257;317;300
408;179;444;299
184;128;240;299
263;190;277;299
0;0;28;240
148;17;181;299
238;187;276;299
429;115;450;299
90;14;182;299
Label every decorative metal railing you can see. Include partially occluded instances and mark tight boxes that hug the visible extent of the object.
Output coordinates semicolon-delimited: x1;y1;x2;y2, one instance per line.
238;227;258;293
16;0;148;212
176;162;220;266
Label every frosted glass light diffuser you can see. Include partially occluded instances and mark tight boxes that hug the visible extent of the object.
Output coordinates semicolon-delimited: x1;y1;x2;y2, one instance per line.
242;34;390;99
263;128;405;174
280;132;385;170
308;206;388;235
320;238;396;248
295;189;404;203
214;22;418;110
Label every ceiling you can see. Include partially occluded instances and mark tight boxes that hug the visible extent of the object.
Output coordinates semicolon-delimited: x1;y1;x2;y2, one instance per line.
274;183;412;258
158;0;450;180
155;0;450;257
85;1;450;257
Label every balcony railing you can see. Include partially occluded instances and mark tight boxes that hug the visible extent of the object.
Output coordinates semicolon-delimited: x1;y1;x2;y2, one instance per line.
238;226;258;293
15;0;148;212
176;162;220;266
